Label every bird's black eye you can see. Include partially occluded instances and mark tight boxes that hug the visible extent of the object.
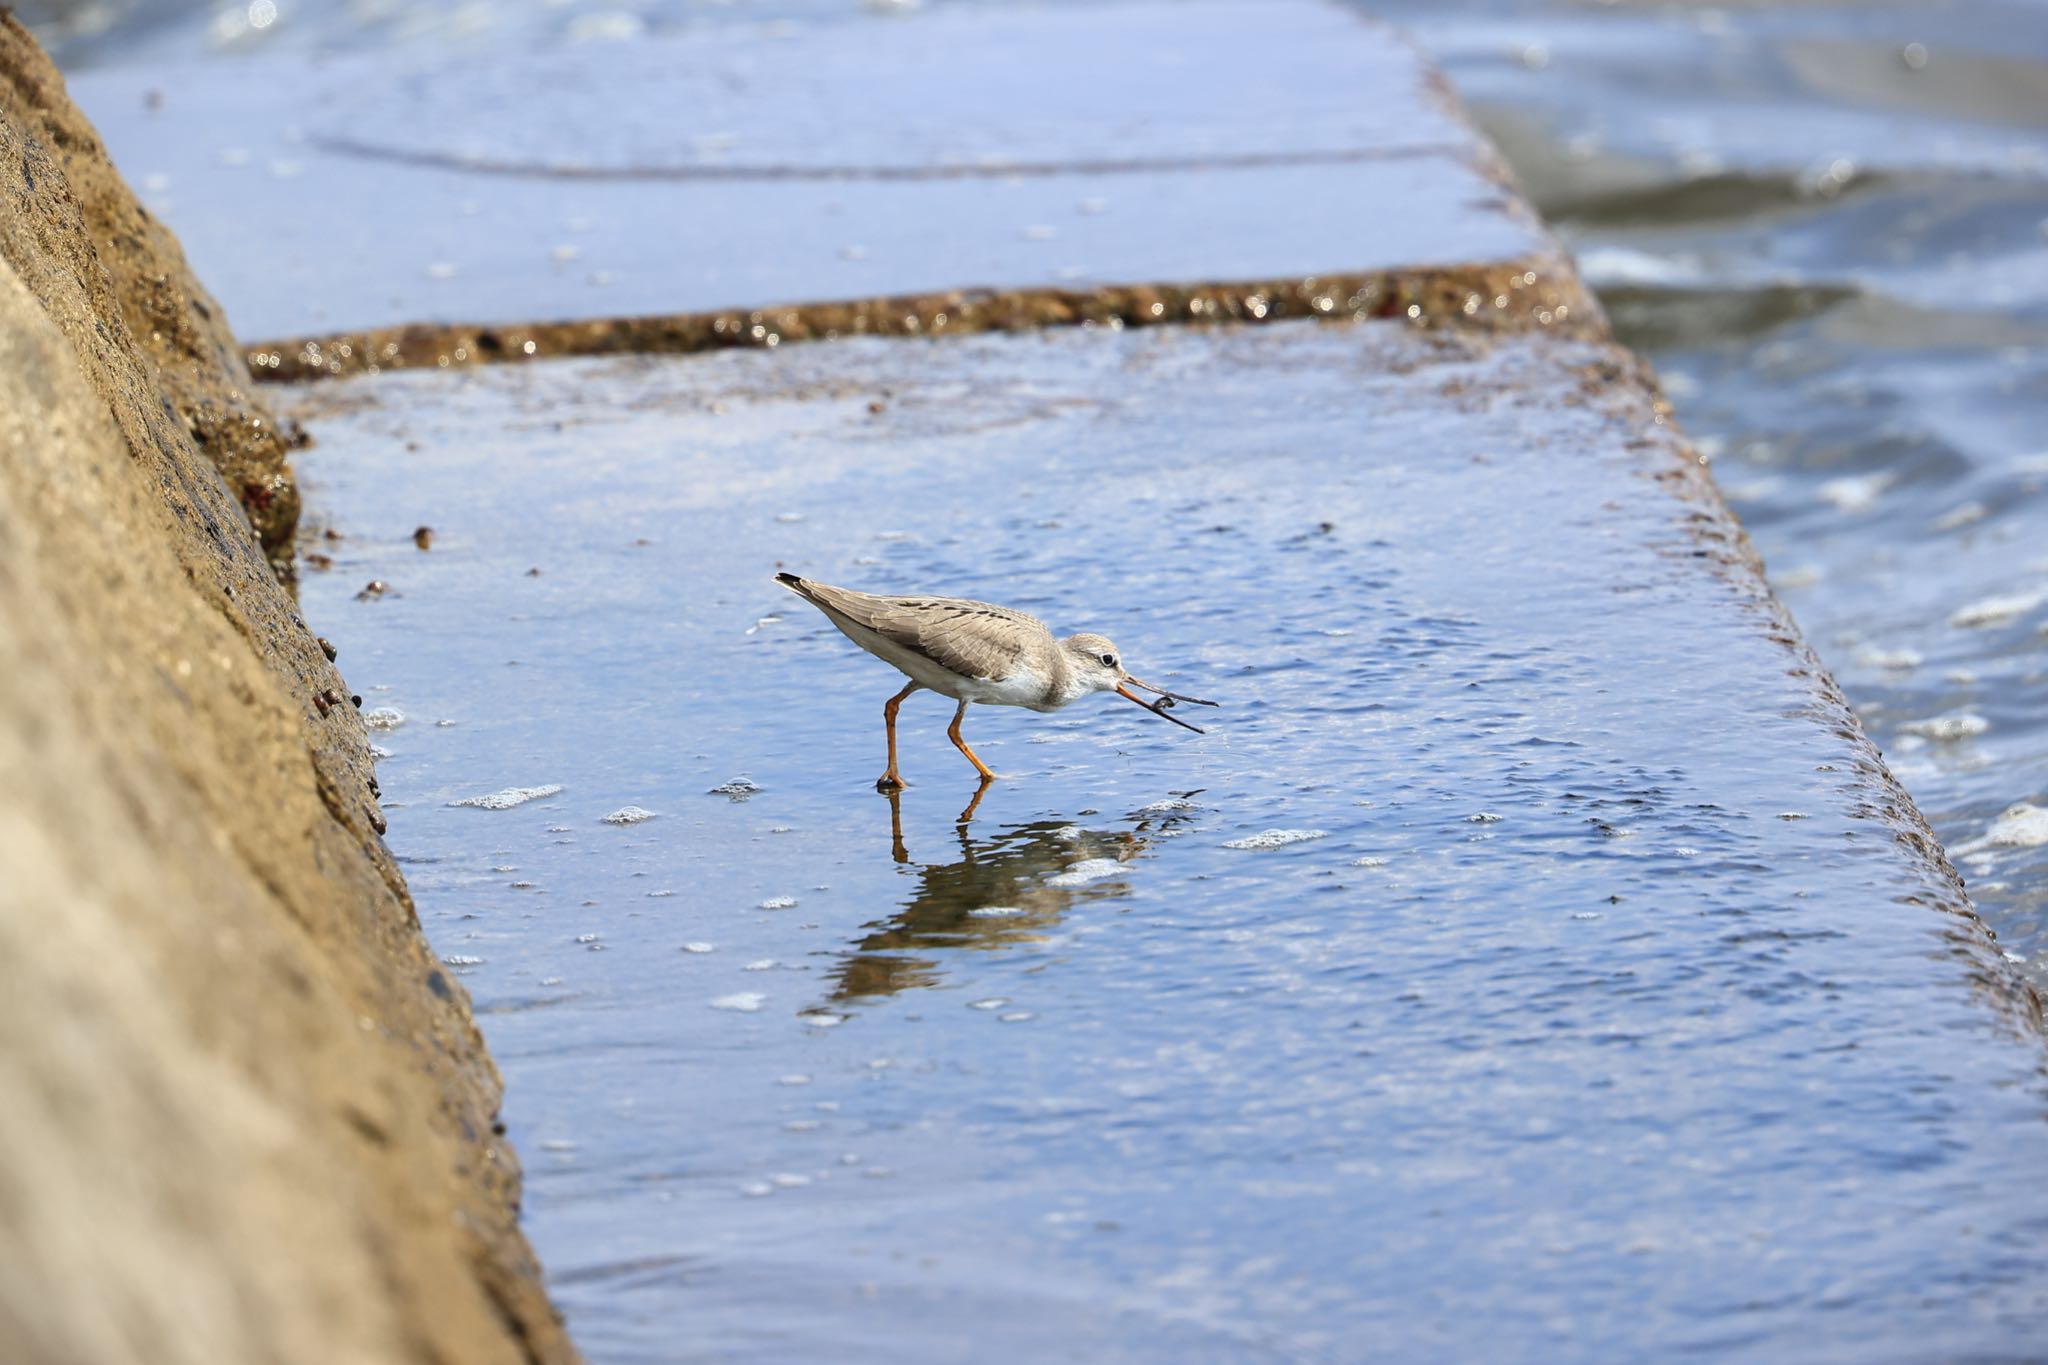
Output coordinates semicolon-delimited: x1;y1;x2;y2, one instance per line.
1100;653;1117;668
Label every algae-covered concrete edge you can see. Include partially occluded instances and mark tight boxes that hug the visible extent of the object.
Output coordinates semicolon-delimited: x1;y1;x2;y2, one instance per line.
1569;342;2044;1034
246;254;1603;383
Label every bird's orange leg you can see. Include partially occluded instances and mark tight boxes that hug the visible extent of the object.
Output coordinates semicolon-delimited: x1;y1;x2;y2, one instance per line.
947;700;996;782
877;682;918;791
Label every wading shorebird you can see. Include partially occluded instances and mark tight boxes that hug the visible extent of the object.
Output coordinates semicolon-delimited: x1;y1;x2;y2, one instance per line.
776;572;1217;789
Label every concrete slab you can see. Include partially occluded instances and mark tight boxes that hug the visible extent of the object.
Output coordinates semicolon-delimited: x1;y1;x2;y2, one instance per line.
284;320;2045;1362
68;1;1560;351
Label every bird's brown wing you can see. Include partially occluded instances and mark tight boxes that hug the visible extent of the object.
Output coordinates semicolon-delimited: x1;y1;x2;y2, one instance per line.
784;577;1048;681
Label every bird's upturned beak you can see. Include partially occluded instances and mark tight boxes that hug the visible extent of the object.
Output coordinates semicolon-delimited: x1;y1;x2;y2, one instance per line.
1116;679;1214;734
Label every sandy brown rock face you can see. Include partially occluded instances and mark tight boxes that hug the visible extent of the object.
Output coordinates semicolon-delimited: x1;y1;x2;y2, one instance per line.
0;13;300;567
0;19;575;1365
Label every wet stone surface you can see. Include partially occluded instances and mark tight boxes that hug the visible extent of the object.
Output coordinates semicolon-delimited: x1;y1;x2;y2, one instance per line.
290;321;2048;1363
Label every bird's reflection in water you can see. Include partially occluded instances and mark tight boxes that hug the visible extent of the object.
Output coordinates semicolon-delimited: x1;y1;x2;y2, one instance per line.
823;788;1199;1002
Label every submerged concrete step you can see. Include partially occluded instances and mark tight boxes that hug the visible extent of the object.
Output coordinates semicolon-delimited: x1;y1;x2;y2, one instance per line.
283;318;2046;1360
71;0;1586;375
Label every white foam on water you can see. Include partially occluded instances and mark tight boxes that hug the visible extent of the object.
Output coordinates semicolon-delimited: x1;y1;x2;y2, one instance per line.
1934;501;1989;532
1898;712;1989;741
711;993;765;1012
744;959;777;971
1046;857;1126;886
361;706;406;730
797;1011;848;1028
968;998;1009;1011
1955;803;2048;856
759;896;798;910
968;906;1026;918
1466;813;1502;824
601;805;658;824
1577;245;1701;287
450;784;564;809
1818;472;1894;514
1135;797;1202;814
681;942;714;954
1223;829;1328;849
1855;645;1924;670
1354;856;1389;868
1951;584;2048;629
441;954;483;966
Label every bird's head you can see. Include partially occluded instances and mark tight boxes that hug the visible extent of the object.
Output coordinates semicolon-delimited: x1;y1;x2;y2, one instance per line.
1060;632;1128;694
1059;633;1219;732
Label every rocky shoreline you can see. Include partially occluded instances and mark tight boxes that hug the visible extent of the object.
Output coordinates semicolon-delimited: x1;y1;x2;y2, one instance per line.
0;16;576;1364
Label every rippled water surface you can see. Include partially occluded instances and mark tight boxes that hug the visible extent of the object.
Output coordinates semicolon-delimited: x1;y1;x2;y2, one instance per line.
288;325;2048;1361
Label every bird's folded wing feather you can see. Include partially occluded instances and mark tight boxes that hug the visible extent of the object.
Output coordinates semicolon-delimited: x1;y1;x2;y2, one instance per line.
801;583;1043;681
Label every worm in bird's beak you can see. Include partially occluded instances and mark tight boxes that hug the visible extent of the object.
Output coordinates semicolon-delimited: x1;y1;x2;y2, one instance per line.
1122;674;1220;708
1116;680;1214;734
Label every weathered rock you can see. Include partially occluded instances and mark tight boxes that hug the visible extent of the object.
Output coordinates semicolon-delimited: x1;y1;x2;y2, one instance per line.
0;18;575;1365
0;14;298;565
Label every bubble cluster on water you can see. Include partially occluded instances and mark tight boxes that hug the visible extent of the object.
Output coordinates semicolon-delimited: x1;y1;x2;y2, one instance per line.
360;706;406;730
601;805;658;824
1045;858;1125;886
1222;829;1328;849
707;777;761;801
449;783;564;809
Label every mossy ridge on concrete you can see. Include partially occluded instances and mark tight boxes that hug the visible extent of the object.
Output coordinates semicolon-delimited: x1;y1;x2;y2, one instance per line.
0;17;577;1365
247;256;1601;383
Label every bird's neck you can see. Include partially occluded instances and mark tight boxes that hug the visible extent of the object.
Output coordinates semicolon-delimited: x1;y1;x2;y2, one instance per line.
1042;643;1084;708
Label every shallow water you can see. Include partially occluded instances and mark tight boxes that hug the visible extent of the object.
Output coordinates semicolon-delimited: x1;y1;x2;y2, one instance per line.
289;324;2048;1361
36;0;2048;972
